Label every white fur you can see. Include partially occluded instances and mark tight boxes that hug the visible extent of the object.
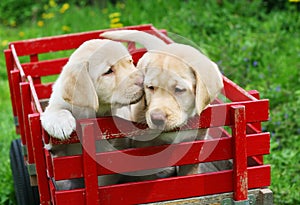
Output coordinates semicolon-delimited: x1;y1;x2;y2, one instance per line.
41;39;144;140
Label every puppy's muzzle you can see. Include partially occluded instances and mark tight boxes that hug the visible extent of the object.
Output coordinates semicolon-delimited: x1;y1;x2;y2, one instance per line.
134;74;144;88
150;109;166;129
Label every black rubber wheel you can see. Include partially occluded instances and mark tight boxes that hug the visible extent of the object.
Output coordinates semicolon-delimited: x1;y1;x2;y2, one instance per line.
9;139;40;205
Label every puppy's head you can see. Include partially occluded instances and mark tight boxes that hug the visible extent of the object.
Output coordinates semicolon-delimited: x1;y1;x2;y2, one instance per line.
60;39;144;114
99;30;223;129
138;53;196;130
138;44;223;131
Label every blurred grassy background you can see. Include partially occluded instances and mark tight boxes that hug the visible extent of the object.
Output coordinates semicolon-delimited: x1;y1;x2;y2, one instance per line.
0;0;299;204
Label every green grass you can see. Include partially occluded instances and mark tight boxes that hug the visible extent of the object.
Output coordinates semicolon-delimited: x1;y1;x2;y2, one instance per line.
0;80;16;205
0;0;299;204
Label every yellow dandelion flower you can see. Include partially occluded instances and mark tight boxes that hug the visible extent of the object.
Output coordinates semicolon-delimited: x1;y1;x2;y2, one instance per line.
110;23;123;28
110;18;120;24
116;2;125;9
60;3;70;13
1;40;8;47
37;20;44;27
42;12;55;19
109;12;121;19
19;32;25;37
62;25;71;32
49;0;57;7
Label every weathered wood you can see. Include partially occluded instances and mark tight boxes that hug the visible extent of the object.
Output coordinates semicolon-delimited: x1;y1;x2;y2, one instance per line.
145;188;272;205
258;189;273;205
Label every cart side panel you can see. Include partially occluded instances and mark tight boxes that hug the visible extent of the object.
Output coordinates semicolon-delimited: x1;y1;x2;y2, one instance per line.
52;132;269;180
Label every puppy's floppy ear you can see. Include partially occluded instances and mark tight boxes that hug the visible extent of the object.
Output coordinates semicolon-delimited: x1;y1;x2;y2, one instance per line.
192;60;223;115
61;61;99;111
194;71;211;115
156;43;223;115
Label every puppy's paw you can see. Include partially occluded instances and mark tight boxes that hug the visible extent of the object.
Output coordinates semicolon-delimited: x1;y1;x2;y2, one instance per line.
41;109;76;140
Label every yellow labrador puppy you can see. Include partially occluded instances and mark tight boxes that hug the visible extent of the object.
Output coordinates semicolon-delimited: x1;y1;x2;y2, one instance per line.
101;30;223;179
41;39;144;188
41;39;144;140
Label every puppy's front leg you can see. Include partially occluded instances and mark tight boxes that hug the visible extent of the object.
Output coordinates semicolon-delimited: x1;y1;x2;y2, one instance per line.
41;108;76;140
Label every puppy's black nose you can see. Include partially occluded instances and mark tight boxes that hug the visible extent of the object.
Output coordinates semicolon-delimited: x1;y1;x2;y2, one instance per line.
150;110;166;127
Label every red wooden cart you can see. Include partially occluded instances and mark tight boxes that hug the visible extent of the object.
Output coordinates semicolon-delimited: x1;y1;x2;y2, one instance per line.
4;24;272;205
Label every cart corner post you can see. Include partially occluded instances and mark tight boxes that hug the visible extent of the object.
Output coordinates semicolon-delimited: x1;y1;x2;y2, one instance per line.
230;105;248;203
28;113;51;204
80;121;99;205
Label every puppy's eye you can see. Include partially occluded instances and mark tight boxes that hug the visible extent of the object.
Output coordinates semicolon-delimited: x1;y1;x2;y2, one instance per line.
103;67;114;75
175;87;186;94
146;85;155;91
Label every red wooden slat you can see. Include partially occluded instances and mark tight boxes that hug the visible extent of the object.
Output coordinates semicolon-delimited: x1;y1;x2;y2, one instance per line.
222;76;257;102
22;58;68;77
9;70;22;134
4;50;18;118
246;133;270;156
194;100;269;129
30;53;39;62
53;165;270;205
248;156;264;166
101;165;270;205
247;90;264;164
48;99;269;144
52;133;269;180
70;100;268;141
81;122;99;205
9;25;155;56
246;123;262;134
28;113;51;204
28;76;43;114
20;82;35;163
247;90;262;132
131;49;146;64
248;165;271;188
11;45;26;78
231;105;248;201
44;149;54;178
53;154;83;179
55;189;86;205
34;83;53;100
49;179;56;204
29;53;42;84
